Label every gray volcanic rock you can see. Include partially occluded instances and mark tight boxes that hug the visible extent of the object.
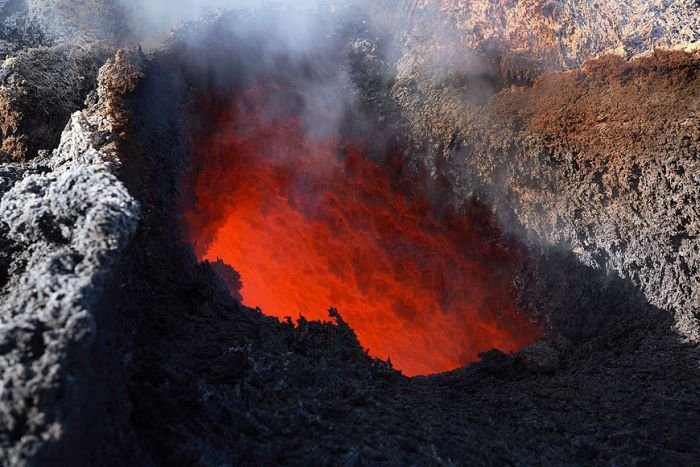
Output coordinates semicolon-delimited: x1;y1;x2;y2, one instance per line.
1;0;128;54
390;47;700;343
0;57;140;465
0;2;699;466
0;0;131;162
380;0;700;82
0;0;50;58
0;44;114;162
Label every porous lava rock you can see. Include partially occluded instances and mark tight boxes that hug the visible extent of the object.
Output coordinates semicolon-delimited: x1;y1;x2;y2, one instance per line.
0;2;698;466
0;44;114;162
378;0;700;83
0;0;131;162
0;52;140;465
391;47;700;342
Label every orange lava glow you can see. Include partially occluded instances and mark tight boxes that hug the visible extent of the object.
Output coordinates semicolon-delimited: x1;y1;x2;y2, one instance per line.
184;85;540;376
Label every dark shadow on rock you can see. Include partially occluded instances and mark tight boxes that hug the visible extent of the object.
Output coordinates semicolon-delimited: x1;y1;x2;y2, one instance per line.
46;11;700;465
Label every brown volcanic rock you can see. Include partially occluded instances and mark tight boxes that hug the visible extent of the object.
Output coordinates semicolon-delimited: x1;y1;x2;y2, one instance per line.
381;0;699;83
0;44;113;162
442;0;698;66
392;47;700;341
0;0;131;162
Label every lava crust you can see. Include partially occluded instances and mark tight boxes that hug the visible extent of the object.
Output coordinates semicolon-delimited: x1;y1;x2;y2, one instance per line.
0;2;699;466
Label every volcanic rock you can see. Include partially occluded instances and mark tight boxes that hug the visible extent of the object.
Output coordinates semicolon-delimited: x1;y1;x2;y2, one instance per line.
517;340;559;373
0;44;114;162
0;2;699;466
0;52;140;465
0;0;132;162
391;47;700;343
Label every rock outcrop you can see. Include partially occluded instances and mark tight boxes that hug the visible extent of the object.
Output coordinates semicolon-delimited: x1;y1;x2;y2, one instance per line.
392;43;700;342
0;44;114;161
381;0;700;82
0;53;141;465
0;0;130;162
0;2;698;465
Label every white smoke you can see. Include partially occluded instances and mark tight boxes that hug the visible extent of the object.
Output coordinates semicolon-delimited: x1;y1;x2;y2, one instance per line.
116;0;331;44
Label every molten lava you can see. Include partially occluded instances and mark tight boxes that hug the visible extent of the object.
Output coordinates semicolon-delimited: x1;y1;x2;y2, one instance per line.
184;85;540;376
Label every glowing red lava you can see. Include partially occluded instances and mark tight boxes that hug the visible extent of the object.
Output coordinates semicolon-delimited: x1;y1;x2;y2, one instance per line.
184;84;540;376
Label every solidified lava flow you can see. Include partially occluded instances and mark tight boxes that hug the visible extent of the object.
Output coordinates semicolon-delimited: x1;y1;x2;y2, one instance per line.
183;83;540;376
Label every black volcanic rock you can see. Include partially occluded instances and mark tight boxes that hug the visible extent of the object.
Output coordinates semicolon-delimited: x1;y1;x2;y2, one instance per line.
0;2;698;466
208;259;244;303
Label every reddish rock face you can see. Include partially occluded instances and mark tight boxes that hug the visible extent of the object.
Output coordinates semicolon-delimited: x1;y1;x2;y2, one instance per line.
374;0;699;87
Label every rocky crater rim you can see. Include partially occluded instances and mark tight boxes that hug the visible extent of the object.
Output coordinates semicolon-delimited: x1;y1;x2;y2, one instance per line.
120;11;696;370
0;4;699;465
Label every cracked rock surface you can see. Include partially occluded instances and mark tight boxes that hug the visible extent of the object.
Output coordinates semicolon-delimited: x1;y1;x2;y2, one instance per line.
379;0;700;82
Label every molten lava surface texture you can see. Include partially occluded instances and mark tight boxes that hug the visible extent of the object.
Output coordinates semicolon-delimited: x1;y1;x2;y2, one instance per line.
184;84;540;376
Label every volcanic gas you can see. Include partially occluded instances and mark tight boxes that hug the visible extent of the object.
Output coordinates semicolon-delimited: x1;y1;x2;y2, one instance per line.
183;81;540;376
